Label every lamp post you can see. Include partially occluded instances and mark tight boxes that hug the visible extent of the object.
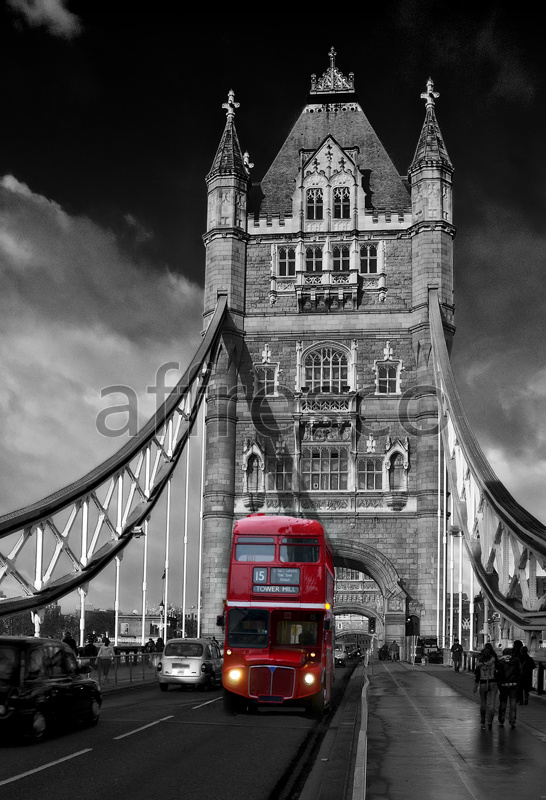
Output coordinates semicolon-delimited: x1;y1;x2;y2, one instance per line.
159;600;165;641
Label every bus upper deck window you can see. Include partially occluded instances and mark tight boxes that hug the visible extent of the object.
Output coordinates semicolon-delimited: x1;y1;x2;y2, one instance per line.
235;536;275;562
280;537;320;563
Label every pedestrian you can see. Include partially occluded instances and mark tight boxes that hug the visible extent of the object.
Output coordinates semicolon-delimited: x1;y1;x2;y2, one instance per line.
155;637;164;653
97;637;116;683
389;640;399;662
450;638;464;672
518;645;536;705
63;630;78;654
473;643;499;730
498;640;523;728
82;635;99;670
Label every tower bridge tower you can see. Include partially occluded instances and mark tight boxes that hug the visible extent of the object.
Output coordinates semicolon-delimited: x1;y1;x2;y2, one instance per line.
201;50;455;642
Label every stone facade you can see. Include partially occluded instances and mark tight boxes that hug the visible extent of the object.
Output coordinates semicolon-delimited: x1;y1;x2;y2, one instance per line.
200;52;455;646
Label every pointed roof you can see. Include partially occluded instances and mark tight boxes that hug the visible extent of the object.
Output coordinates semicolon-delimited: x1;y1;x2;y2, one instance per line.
409;78;453;173
257;51;410;217
207;90;250;182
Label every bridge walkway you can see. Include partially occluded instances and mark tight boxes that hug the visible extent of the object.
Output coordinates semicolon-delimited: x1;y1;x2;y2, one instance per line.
359;659;546;800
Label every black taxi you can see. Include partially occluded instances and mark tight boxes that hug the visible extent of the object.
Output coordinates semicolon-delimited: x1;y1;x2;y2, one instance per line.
0;635;102;742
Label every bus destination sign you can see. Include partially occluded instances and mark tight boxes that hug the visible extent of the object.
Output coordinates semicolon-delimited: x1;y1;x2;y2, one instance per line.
252;584;300;594
252;567;300;593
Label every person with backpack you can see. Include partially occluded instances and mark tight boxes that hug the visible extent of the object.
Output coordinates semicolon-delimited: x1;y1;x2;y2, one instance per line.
497;640;523;728
473;642;499;730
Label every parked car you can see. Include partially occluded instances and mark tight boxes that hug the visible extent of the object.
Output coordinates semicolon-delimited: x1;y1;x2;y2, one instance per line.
0;635;102;743
156;637;223;691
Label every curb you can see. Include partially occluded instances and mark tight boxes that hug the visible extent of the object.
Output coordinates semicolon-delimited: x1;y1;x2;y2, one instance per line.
299;663;366;800
350;667;369;800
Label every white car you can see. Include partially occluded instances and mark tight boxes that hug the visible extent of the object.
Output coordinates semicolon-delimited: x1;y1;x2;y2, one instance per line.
156;638;223;691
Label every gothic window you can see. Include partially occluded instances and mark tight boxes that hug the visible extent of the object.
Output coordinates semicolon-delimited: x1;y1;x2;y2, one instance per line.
389;453;405;491
304;346;349;393
376;363;399;394
255;364;277;396
306;188;324;220
332;245;350;272
333;186;350;219
247;455;260;493
305;246;323;272
278;246;296;277
301;446;349;491
360;244;378;274
267;457;293;491
357;457;383;490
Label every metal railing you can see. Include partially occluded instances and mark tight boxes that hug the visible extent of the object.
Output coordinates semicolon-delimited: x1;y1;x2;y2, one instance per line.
78;652;159;688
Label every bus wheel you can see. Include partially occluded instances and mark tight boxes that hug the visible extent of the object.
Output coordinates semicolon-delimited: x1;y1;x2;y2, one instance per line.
223;688;245;715
306;685;326;719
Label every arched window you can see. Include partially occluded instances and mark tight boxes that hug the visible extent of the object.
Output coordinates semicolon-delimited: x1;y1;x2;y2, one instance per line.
389;453;405;490
306;188;323;220
247;455;260;493
360;244;378;274
305;246;323;272
304;346;349;393
332;245;350;272
333;186;350;219
278;247;296;276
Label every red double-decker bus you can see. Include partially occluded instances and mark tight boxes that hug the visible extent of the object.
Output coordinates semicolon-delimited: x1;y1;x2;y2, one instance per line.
221;514;334;716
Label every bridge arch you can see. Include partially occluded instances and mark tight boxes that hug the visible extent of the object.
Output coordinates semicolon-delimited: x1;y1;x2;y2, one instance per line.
332;541;408;644
332;542;405;603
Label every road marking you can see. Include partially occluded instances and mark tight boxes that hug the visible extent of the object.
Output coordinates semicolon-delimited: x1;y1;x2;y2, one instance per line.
192;696;222;709
113;715;173;739
0;749;92;786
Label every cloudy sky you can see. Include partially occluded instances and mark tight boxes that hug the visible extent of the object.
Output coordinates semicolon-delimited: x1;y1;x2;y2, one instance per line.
0;1;545;615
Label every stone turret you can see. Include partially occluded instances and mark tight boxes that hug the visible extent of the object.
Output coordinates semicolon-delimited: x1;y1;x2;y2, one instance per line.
408;77;455;315
203;90;251;324
201;91;250;635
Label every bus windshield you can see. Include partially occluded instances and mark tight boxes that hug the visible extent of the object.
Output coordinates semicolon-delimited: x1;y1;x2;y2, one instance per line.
227;608;270;648
276;619;318;646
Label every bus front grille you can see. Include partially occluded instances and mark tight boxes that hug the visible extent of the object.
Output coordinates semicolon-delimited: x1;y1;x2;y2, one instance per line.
249;666;295;699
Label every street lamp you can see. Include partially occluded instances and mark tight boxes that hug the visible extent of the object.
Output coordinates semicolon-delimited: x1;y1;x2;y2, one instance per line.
159;601;165;640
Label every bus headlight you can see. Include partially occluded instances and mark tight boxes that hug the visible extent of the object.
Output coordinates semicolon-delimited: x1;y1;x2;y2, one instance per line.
227;668;242;683
303;672;315;686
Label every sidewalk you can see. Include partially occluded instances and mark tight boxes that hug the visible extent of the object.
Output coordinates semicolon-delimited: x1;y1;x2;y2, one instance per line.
361;660;546;800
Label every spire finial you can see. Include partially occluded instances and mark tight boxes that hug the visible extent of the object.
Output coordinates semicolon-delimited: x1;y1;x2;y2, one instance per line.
222;89;240;119
420;77;439;108
310;48;355;95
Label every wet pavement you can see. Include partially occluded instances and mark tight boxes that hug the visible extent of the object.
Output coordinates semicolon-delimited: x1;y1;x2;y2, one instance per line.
362;660;546;800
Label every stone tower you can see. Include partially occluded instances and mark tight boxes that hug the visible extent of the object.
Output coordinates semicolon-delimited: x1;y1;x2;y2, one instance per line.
201;50;455;644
